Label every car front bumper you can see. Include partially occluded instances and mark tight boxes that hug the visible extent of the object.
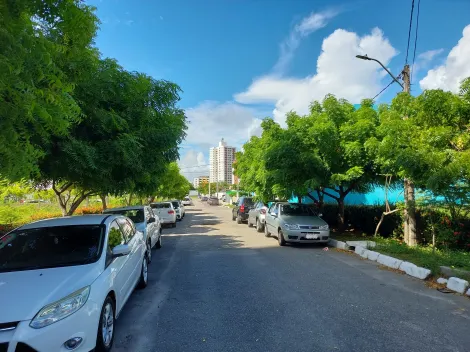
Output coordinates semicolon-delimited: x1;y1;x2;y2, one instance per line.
283;229;330;243
0;298;100;352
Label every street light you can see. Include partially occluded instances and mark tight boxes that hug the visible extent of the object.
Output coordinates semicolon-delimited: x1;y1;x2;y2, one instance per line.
356;54;404;89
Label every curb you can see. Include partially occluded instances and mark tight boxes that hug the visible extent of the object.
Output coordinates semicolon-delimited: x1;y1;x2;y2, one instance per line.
328;239;349;250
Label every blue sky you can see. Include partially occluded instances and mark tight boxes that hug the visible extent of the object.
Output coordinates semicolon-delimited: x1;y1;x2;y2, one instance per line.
87;0;470;179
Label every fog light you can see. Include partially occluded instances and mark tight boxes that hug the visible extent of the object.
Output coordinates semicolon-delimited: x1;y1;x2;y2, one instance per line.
64;337;82;350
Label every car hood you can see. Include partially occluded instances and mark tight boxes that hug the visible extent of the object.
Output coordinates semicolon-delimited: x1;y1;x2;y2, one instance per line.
280;215;327;226
0;264;102;323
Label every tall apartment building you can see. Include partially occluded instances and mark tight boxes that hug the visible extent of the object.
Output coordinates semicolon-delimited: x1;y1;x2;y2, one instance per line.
193;176;209;188
210;139;236;184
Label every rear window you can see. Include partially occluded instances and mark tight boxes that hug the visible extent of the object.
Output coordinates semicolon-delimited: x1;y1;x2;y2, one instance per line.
105;209;144;224
171;201;180;208
151;203;171;209
242;197;254;205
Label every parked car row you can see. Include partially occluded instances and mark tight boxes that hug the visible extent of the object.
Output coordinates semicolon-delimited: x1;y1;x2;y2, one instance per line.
233;197;330;247
0;199;189;352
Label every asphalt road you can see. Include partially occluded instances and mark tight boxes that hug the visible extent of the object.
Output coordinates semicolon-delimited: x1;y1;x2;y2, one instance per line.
113;200;470;352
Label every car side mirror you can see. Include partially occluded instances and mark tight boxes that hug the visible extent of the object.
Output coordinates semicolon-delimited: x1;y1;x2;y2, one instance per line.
270;212;277;217
318;213;323;217
148;217;156;224
112;244;131;258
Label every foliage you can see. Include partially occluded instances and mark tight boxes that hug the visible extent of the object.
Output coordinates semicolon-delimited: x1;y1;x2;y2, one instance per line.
155;162;192;200
0;0;99;180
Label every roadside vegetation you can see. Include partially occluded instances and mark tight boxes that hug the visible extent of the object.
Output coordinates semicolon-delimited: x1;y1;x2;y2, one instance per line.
234;80;470;271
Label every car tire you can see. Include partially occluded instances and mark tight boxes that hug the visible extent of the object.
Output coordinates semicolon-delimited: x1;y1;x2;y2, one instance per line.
96;296;115;352
232;213;236;221
247;218;253;227
137;258;148;289
256;219;264;233
146;241;152;263
155;234;162;249
236;214;242;224
264;223;270;237
278;229;286;246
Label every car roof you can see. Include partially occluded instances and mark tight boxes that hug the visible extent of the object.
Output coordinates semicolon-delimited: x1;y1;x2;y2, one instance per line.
103;205;147;212
151;201;172;205
18;214;119;230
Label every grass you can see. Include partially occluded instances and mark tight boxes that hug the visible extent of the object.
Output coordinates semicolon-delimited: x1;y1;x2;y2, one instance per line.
374;239;470;278
331;231;376;242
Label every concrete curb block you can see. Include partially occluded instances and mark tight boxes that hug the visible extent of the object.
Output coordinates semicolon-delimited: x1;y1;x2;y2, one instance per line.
377;254;403;269
346;240;376;249
354;245;367;257
466;288;470;297
447;277;469;294
328;239;348;250
399;261;431;280
437;278;448;285
366;250;380;261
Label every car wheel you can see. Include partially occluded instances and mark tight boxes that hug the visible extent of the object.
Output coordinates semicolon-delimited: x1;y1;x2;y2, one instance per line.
137;258;148;289
236;214;242;224
247;218;253;227
264;223;270;237
146;241;152;263
156;234;162;249
278;229;286;246
256;219;264;233
232;213;236;221
96;296;115;352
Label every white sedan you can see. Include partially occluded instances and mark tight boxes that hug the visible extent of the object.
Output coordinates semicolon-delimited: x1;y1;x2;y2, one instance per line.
0;214;148;352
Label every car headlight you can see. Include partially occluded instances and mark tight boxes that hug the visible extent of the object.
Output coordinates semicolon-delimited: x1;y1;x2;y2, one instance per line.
30;286;90;329
319;225;329;230
284;223;300;230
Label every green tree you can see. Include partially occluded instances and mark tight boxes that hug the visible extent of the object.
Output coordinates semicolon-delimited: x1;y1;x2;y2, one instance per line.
37;59;186;215
155;163;192;200
0;0;98;180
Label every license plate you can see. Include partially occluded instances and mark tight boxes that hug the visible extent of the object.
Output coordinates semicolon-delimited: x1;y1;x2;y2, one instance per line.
306;234;319;239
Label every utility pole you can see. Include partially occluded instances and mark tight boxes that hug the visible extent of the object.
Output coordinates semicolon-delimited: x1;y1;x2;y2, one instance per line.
401;64;417;246
356;56;417;246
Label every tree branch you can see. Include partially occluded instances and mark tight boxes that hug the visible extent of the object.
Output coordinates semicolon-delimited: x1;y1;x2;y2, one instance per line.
321;189;339;201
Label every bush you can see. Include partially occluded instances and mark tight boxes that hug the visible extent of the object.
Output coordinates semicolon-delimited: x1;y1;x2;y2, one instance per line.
321;203;401;237
76;205;103;215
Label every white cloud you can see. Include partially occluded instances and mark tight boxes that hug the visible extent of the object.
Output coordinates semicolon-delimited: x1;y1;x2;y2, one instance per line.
274;9;339;73
235;27;398;125
411;48;444;76
420;24;470;92
184;101;263;149
418;48;444;62
178;150;209;181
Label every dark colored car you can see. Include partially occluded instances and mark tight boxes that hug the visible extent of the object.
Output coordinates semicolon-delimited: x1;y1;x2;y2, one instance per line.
201;196;208;201
232;196;254;224
208;197;219;205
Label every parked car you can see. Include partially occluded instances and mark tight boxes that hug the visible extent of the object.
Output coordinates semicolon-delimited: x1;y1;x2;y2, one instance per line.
247;201;270;232
232;196;254;224
201;196;208;201
264;202;329;246
182;196;192;206
208;197;219;205
104;205;162;263
170;200;185;220
150;202;177;227
0;214;148;352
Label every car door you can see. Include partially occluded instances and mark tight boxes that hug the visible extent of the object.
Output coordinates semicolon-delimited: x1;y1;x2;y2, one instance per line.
117;218;143;300
105;220;130;312
266;203;278;233
144;207;156;247
148;207;161;243
248;202;258;223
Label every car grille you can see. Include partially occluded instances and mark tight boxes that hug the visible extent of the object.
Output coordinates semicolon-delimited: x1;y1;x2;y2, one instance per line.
0;342;8;352
15;343;38;352
299;225;319;230
288;236;298;240
0;322;18;332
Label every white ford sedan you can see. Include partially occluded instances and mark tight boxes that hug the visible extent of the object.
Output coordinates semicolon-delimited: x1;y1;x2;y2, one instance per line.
0;214;148;352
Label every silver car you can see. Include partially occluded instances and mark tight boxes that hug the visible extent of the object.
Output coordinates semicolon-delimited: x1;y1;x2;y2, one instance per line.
150;202;177;227
247;201;269;232
264;202;329;246
104;205;162;262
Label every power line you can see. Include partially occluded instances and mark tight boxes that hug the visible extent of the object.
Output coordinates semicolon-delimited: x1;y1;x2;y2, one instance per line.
405;0;415;64
372;79;396;101
410;0;421;84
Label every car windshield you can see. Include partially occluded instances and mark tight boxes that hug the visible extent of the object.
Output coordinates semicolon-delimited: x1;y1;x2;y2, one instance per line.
280;204;315;216
171;201;180;208
243;198;254;205
107;209;144;223
0;225;104;272
151;203;171;209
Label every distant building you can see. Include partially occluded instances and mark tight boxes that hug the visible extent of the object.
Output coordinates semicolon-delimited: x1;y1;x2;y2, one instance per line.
210;138;236;184
193;176;209;189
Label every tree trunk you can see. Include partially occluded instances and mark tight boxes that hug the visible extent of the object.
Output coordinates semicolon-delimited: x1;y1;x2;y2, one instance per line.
57;194;67;216
67;193;89;216
297;195;302;203
316;189;324;211
148;195;156;204
126;192;133;206
404;179;417;246
337;197;345;231
100;194;107;210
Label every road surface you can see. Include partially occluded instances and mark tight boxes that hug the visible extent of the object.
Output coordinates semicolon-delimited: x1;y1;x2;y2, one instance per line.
113;201;470;352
